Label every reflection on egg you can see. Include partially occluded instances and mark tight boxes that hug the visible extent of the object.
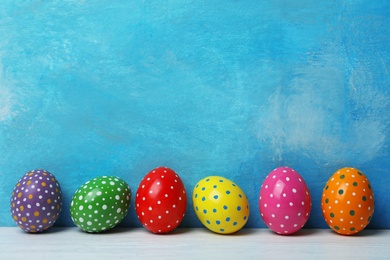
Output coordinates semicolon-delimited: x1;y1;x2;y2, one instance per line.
321;167;374;235
10;169;62;233
259;166;312;235
70;176;131;233
192;176;249;234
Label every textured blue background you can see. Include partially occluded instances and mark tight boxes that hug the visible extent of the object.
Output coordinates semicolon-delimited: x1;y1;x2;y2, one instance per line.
1;1;389;229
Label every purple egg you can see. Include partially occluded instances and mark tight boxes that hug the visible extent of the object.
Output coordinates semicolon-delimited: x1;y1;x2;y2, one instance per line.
10;169;62;233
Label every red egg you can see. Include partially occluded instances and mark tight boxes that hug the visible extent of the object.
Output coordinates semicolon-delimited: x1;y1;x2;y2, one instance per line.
135;167;187;233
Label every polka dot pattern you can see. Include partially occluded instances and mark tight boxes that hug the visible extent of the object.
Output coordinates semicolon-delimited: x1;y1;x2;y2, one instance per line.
135;167;187;234
70;176;131;233
259;166;312;235
10;169;62;233
192;176;250;234
321;167;374;235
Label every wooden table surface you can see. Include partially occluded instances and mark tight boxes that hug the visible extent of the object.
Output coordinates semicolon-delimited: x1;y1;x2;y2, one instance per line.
1;227;389;259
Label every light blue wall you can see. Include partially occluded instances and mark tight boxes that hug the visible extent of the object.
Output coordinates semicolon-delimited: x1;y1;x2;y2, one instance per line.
1;1;389;229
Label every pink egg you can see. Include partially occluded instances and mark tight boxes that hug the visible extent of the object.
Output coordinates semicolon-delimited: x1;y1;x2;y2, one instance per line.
259;166;312;235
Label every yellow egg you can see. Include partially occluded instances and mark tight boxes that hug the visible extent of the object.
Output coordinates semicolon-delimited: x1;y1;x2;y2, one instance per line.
192;176;249;234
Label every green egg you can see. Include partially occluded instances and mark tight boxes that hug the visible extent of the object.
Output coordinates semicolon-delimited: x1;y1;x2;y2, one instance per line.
70;176;131;233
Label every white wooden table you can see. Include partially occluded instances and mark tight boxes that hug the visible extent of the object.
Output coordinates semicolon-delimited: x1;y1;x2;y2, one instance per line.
1;227;389;259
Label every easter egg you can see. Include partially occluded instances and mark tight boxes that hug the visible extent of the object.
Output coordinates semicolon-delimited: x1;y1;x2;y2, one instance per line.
321;167;374;235
259;166;312;235
70;176;131;233
10;169;62;233
135;167;187;234
192;176;249;234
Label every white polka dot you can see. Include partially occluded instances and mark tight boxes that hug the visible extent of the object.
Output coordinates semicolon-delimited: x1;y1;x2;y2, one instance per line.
117;208;122;213
79;217;84;223
102;205;107;210
149;207;152;211
96;191;102;196
286;177;290;181
292;188;297;193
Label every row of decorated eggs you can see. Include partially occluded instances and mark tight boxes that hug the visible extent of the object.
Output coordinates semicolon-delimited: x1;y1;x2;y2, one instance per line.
10;166;374;236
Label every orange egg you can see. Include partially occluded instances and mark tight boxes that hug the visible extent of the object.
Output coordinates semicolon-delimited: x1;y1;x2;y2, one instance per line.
321;167;374;235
